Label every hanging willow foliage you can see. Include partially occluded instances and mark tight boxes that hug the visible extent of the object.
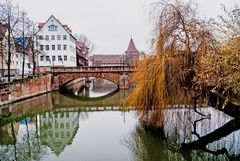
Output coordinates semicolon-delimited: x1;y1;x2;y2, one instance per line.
127;0;214;128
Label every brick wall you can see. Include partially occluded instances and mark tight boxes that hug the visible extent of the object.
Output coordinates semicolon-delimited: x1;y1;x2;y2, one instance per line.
0;74;52;106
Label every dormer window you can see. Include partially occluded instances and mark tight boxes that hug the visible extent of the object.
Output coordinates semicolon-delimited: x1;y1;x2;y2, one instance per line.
48;24;57;31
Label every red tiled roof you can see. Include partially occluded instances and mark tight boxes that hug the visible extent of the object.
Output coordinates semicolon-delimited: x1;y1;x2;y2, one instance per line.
125;38;138;53
38;22;45;28
92;54;123;63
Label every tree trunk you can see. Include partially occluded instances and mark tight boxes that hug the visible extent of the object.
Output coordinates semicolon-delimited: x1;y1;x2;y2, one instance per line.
31;45;36;76
7;26;11;82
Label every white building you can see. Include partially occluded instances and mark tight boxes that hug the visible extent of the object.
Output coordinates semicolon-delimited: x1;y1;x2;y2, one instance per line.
37;15;77;68
0;23;20;77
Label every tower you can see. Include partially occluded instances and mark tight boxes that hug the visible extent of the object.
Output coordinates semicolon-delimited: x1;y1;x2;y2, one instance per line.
124;37;139;65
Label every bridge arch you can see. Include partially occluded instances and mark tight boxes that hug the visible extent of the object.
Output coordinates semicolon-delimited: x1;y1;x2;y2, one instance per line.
51;66;134;91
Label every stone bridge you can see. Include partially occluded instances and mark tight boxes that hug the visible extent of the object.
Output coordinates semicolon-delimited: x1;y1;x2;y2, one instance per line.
51;66;135;90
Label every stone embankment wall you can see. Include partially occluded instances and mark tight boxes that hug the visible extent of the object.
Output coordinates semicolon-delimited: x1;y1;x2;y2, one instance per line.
0;74;52;106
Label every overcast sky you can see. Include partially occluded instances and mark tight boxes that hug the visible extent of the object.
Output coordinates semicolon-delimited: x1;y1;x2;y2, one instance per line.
12;0;238;54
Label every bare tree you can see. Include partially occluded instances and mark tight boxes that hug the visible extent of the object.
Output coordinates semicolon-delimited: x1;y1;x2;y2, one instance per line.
17;11;33;78
198;4;240;103
28;21;40;76
74;34;95;53
0;0;20;82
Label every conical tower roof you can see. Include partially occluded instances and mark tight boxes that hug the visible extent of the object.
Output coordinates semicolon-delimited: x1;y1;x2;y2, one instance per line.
125;38;138;53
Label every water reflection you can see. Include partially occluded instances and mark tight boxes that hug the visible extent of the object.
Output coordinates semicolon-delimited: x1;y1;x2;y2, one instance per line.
39;111;80;156
0;119;47;161
68;77;118;98
0;91;240;161
123;108;240;161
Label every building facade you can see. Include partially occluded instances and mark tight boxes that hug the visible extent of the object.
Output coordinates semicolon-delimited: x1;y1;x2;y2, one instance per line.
37;15;77;68
0;23;20;77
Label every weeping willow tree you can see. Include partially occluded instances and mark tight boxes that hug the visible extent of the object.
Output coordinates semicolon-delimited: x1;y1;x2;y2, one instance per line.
128;0;214;128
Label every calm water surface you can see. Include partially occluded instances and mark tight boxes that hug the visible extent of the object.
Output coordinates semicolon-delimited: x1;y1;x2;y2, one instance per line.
0;79;240;161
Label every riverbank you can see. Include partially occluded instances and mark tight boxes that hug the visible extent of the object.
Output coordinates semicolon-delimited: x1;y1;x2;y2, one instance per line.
0;74;52;106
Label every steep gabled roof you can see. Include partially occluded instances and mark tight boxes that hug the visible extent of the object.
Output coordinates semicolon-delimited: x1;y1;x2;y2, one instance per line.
38;15;76;41
125;38;138;53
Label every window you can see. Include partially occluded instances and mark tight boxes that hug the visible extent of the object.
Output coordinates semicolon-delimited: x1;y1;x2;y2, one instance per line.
48;24;57;31
45;35;49;40
52;45;55;50
51;35;55;40
49;131;53;138
38;35;43;40
57;44;61;50
57;35;61;40
61;131;64;138
46;56;50;61
49;113;53;118
66;123;70;129
40;45;44;51
52;55;55;61
58;55;62;61
64;55;67;61
55;122;58;128
40;56;44;61
63;35;67;40
46;45;49;50
63;45;67;50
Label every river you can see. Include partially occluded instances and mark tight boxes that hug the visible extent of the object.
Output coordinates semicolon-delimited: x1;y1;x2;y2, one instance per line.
0;78;240;161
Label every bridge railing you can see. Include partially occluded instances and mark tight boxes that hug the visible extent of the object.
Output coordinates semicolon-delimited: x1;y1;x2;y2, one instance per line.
52;66;135;72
